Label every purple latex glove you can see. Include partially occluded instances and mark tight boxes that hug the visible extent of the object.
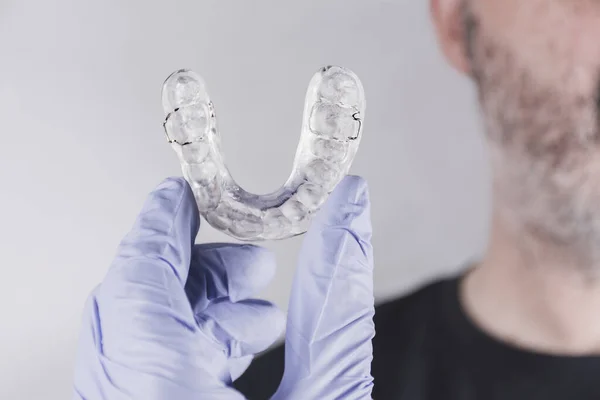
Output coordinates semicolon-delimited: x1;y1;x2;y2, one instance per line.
272;175;375;399
72;177;285;399
73;175;375;399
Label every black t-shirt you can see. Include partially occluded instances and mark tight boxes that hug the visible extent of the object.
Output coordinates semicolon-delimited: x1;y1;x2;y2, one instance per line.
234;274;600;399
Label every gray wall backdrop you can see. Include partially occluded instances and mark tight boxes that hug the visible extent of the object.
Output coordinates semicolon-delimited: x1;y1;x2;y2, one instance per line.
0;0;490;398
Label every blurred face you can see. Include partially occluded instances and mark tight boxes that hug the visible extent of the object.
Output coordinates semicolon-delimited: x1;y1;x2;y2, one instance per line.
449;1;600;252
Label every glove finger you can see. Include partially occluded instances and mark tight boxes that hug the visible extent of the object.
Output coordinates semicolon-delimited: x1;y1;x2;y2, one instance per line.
105;176;199;292
277;175;375;398
186;243;277;313
198;298;285;359
95;178;203;374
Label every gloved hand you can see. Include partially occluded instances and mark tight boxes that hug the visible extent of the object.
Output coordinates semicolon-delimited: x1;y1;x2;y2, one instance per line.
271;175;375;400
73;175;375;400
72;177;285;399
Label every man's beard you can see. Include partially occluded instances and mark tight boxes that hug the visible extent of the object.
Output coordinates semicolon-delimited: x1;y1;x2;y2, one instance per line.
461;5;600;264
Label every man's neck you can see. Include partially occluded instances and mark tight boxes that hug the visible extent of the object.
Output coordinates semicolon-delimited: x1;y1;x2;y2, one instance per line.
461;211;600;355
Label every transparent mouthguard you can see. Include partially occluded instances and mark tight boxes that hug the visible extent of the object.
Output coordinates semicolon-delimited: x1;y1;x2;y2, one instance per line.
161;65;366;241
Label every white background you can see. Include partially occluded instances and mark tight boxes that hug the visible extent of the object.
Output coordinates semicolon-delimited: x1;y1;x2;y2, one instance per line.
0;1;490;398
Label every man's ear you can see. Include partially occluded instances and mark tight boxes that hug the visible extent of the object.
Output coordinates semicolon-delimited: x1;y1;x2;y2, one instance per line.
430;0;472;75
